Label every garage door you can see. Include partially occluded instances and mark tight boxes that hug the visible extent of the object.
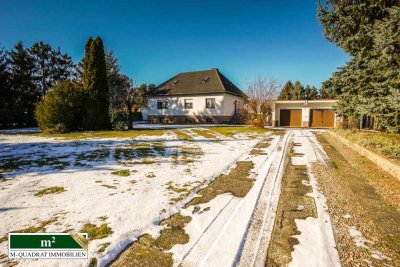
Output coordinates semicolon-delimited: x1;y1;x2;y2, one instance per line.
280;109;302;127
310;109;335;128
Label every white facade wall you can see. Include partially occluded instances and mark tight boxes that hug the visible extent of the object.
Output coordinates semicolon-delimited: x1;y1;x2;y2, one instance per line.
147;93;243;117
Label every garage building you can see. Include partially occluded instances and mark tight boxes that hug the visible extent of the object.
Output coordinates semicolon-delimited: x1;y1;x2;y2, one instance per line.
271;99;338;128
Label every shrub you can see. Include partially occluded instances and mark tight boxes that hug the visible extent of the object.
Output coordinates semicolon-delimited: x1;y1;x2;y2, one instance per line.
35;81;85;133
111;111;129;131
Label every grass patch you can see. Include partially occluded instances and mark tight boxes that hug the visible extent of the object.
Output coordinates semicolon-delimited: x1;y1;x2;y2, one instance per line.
191;129;218;139
76;148;110;162
81;223;113;240
89;257;97;267
140;158;156;165
207;126;269;138
98;216;108;221
111;213;191;267
114;141;166;163
0;219;57;243
333;129;400;163
173;130;194;141
101;184;117;189
186;161;254;207
35;186;66;197
146;172;156;178
30;129;167;140
166;182;193;204
111;170;130;176
111;234;173;267
97;242;111;253
0;155;70;173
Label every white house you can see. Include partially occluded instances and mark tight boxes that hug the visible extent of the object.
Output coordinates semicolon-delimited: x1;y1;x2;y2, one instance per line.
272;99;339;128
147;68;245;124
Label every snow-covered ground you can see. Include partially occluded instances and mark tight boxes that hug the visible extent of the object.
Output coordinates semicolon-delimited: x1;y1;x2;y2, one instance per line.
0;127;267;267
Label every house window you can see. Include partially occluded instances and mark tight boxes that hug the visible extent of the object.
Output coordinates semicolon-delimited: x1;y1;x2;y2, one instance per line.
206;98;216;109
157;100;168;109
184;99;193;109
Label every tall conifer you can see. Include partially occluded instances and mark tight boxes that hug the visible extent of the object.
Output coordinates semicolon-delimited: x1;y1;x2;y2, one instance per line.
82;36;110;130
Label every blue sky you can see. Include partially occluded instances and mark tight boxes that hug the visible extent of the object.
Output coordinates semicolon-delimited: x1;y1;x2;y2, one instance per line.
0;0;349;89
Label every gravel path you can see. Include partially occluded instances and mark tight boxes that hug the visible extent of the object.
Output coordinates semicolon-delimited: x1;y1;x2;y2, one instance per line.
313;132;400;267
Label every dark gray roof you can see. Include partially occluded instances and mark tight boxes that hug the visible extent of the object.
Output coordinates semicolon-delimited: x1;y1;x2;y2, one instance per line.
148;68;245;97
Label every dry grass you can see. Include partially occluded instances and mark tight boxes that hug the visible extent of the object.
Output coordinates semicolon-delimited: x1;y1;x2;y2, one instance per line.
207;126;269;138
110;213;191;267
191;129;218;139
101;184;117;189
186;161;254;207
0;219;58;243
111;170;130;176
166;182;193;204
333;129;400;163
267;144;317;266
97;242;111;253
81;223;113;240
34;186;66;197
111;234;173;267
173;130;194;141
250;139;272;155
30;129;167;140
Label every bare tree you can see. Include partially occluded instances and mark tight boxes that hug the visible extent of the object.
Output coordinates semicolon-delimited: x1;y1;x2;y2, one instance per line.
242;77;280;128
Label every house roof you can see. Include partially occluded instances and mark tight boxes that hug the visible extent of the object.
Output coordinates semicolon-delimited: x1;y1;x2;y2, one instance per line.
148;68;245;97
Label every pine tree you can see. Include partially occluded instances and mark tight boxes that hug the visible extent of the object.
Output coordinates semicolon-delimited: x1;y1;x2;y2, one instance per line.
309;86;319;99
29;42;75;95
82;36;110;130
278;81;294;100
292;81;303;100
8;42;39;125
0;47;11;126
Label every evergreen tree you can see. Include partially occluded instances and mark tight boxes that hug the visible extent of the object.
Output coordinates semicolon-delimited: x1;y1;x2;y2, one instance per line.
278;80;294;100
105;49;134;127
318;1;400;132
309;86;319;99
7;42;39;125
0;47;11;126
292;81;303;100
82;37;110;130
29;42;75;95
35;81;85;133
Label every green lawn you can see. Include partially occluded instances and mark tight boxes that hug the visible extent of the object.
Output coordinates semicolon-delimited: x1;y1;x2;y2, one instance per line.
333;129;400;163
